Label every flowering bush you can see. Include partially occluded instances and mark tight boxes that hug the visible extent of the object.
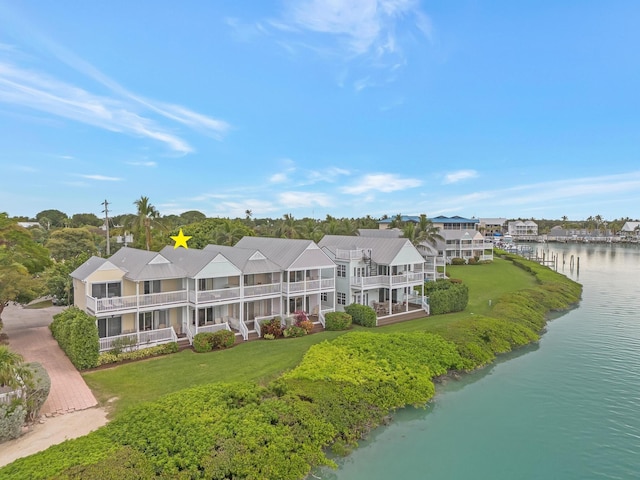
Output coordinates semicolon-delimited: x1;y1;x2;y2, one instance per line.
297;319;314;334
261;318;284;338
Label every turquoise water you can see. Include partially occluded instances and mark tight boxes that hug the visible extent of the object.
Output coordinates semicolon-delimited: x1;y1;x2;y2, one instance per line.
318;243;640;480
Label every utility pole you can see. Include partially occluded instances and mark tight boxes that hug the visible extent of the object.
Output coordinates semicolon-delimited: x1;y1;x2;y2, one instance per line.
102;199;111;256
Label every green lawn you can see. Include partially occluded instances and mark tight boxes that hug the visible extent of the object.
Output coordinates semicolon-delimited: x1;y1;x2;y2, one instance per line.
84;256;537;417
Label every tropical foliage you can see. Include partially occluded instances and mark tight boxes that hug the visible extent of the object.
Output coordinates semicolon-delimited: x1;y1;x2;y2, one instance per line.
49;308;100;370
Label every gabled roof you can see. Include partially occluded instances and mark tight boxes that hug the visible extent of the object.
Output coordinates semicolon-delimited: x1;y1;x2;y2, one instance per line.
159;246;219;277
318;235;424;266
108;247;187;281
235;237;334;270
203;245;281;274
70;256;114;281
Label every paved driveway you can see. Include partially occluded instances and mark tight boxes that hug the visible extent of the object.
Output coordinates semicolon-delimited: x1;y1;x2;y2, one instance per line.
2;304;98;416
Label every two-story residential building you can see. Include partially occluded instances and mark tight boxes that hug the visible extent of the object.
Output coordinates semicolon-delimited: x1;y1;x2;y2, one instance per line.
71;237;337;351
478;218;508;241
233;237;337;325
508;220;539;241
318;235;429;324
429;216;494;263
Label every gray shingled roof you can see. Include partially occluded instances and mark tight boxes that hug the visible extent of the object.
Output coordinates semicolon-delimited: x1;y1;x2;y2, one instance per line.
108;247;187;281
70;256;112;281
235;237;334;270
203;245;282;274
318;235;422;265
159;246;218;277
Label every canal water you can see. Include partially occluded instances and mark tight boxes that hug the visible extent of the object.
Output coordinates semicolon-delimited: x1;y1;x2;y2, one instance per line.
318;243;640;480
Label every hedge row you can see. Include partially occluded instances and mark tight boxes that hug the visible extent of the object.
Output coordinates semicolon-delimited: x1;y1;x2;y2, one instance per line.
423;279;469;315
97;342;179;366
50;307;99;370
344;304;376;327
324;311;352;330
193;330;236;353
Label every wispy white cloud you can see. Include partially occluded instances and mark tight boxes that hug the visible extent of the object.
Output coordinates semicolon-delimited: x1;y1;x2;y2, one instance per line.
306;166;351;184
278;191;333;208
126;161;157;167
270;172;289;183
0;62;195;153
0;22;230;153
443;169;479;184
342;173;422;194
77;174;123;181
423;171;640;218
249;0;433;90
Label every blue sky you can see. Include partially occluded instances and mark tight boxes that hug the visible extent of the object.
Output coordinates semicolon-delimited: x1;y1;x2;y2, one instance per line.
1;1;639;221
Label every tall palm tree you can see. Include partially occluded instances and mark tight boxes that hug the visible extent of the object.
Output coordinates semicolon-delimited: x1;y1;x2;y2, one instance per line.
276;213;300;239
213;219;249;246
133;196;159;250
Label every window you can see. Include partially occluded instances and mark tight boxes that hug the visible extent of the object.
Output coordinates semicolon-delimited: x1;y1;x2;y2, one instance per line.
98;316;121;338
337;265;346;278
92;282;121;299
321;292;328;302
337;292;346;305
144;280;161;294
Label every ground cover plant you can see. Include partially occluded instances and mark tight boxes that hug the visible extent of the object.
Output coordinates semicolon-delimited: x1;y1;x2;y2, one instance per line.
0;255;582;478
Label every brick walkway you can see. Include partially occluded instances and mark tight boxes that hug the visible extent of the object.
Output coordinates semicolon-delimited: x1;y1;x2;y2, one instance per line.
2;305;98;416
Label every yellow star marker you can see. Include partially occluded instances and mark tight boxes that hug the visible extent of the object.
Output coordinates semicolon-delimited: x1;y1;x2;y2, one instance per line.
170;229;192;249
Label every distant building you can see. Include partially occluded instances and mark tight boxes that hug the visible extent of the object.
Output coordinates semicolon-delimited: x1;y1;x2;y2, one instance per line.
508;220;539;241
478;218;508;240
620;221;640;238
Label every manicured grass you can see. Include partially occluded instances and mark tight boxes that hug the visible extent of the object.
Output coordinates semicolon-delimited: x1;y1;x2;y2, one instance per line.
84;256;538;417
83;329;349;416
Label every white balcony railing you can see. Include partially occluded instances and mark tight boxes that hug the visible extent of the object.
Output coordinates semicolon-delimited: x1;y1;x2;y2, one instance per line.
243;283;281;297
87;290;187;315
282;278;334;294
98;326;178;352
196;287;241;303
335;248;364;260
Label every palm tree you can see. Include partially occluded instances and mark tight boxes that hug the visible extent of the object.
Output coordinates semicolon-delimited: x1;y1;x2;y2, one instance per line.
0;346;30;390
276;214;300;239
213;219;248;246
133;196;159;250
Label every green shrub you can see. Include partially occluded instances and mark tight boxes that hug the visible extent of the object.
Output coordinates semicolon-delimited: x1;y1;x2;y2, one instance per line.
193;332;214;353
211;329;235;349
451;257;466;265
0;402;26;442
24;363;50;422
324;312;352;330
108;335;137;356
428;281;469;315
261;318;284;338
283;325;307;338
50;307;99;369
96;343;180;366
344;304;376;327
52;446;156;480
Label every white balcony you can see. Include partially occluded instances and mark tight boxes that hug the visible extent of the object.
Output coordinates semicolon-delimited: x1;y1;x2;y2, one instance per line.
189;287;241;304
351;272;425;289
282;278;334;294
243;283;281;297
87;290;188;314
98;326;178;352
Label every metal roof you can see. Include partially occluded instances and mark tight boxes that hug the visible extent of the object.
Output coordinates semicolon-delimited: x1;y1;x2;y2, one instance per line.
235;237;334;270
318;235;423;265
70;256;111;281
